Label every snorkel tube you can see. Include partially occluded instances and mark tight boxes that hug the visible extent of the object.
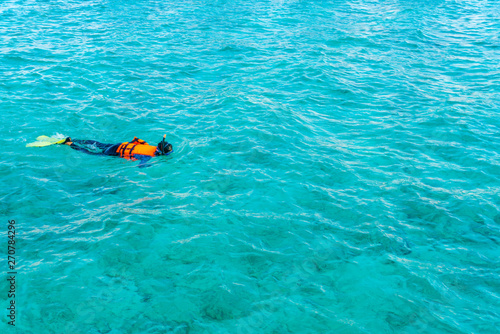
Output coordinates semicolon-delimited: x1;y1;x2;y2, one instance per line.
157;134;173;155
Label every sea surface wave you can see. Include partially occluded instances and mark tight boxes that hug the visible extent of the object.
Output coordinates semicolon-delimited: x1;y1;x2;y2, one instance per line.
1;0;499;333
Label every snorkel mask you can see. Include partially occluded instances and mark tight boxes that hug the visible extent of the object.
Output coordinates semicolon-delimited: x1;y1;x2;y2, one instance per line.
157;134;173;155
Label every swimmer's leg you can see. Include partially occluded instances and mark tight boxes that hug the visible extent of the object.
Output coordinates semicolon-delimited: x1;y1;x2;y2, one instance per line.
65;138;114;156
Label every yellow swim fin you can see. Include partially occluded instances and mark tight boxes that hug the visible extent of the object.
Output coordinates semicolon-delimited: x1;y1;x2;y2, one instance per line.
27;136;66;147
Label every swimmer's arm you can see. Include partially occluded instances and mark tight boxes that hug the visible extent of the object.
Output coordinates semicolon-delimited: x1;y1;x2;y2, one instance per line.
135;154;152;168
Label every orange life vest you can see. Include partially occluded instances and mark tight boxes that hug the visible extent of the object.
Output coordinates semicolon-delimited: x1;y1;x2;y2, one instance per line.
116;137;158;159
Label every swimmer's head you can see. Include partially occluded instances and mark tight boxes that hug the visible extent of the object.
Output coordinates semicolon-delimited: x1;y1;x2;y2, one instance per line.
157;134;173;156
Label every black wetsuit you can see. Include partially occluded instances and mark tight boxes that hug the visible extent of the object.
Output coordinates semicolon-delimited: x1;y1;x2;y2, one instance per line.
69;139;155;166
69;140;121;156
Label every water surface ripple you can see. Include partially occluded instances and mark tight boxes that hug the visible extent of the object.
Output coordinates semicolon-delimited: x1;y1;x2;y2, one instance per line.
1;0;499;333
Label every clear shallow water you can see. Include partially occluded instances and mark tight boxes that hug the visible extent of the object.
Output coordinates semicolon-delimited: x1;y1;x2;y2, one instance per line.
1;0;500;333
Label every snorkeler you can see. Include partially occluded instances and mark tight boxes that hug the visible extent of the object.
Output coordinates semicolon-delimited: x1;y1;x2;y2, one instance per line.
64;135;172;164
27;135;172;166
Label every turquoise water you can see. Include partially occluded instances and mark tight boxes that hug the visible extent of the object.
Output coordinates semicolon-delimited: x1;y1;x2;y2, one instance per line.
2;0;500;332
